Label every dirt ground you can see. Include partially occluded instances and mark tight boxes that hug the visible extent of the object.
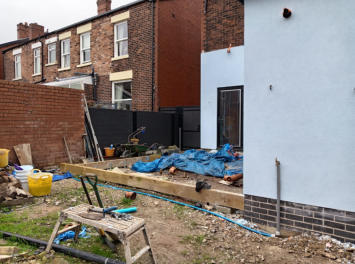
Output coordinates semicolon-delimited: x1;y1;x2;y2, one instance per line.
1;178;354;264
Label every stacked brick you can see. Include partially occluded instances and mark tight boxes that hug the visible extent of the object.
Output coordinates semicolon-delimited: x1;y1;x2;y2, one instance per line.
244;195;355;243
0;80;84;167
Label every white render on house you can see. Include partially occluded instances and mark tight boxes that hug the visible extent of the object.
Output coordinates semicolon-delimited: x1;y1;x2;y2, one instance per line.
200;46;244;149
244;0;355;211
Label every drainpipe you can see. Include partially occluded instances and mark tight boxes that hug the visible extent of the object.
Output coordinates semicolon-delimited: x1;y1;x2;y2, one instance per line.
151;0;156;111
91;66;97;101
275;158;281;236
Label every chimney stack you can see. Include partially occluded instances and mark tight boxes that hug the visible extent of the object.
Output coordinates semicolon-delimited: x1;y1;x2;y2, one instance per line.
17;23;29;40
17;22;44;40
97;0;111;15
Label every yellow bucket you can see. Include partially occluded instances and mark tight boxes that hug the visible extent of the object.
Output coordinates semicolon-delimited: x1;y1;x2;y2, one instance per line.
0;149;10;168
28;169;53;196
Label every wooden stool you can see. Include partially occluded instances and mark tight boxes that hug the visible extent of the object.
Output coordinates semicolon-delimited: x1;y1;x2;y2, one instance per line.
46;204;156;264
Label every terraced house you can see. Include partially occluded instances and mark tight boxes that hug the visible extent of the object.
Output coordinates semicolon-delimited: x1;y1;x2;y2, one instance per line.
2;0;201;111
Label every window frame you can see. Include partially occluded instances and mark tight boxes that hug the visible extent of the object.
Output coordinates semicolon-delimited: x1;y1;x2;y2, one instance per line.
114;21;128;57
33;47;41;75
14;54;21;79
48;43;56;64
61;38;71;69
112;80;132;110
80;32;91;64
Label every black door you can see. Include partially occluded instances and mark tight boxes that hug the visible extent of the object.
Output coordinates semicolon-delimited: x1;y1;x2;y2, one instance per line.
217;86;243;148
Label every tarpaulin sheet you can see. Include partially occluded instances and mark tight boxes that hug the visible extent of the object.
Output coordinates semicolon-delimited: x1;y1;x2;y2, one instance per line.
132;144;243;178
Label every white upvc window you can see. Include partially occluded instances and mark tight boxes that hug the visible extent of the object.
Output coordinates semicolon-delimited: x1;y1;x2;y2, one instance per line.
80;32;91;64
48;43;56;64
112;81;132;110
61;38;70;68
114;21;128;57
33;48;41;74
14;54;21;79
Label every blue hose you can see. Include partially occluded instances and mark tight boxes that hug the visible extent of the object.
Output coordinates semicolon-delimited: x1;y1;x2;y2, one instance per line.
72;177;272;237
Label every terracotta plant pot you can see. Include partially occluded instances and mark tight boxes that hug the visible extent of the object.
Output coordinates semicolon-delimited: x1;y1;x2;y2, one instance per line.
125;191;137;200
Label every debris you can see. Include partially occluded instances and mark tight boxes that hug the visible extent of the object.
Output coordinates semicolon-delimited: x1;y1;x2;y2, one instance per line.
223;173;243;182
132;144;243;178
0;172;31;203
195;180;211;192
0;246;18;255
321;252;337;260
169;166;177;175
125;191;137;200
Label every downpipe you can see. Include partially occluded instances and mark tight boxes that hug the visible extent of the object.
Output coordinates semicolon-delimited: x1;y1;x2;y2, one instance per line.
275;158;281;236
0;231;124;264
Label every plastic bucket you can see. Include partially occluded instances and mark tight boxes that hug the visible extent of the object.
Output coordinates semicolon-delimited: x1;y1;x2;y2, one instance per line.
0;149;10;168
28;169;53;196
104;148;115;157
14;165;33;192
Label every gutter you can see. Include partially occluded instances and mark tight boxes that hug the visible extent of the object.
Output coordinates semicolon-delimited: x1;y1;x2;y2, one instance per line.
151;0;156;111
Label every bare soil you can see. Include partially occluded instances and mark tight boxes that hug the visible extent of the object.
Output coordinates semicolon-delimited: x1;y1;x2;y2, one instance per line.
2;179;354;264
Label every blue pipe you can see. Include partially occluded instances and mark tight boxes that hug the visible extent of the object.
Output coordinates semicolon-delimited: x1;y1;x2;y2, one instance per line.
72;178;272;237
113;207;137;214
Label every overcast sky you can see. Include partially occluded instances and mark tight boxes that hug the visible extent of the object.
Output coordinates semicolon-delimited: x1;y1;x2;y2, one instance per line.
0;0;135;44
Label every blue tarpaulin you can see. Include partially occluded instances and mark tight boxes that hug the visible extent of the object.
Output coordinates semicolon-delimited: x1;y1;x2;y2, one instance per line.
132;144;243;178
52;172;72;182
54;226;89;244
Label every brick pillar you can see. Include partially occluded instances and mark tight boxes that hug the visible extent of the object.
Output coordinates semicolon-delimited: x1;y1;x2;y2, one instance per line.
97;0;111;15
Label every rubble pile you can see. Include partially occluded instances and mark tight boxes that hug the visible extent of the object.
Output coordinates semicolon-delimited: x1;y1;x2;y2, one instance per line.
0;170;30;203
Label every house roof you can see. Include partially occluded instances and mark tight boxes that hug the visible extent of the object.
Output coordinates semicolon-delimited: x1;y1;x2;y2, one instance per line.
0;38;29;49
2;0;150;54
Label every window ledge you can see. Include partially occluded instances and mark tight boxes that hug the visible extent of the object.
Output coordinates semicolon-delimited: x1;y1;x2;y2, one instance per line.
13;78;22;81
77;62;92;68
58;67;71;72
111;55;129;61
32;73;41;77
45;62;57;67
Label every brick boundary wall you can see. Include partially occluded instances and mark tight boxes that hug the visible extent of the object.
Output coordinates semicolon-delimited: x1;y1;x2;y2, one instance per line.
0;80;84;167
244;195;355;243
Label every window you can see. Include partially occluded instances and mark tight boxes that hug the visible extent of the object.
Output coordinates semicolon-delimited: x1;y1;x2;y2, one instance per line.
48;43;56;64
112;81;132;110
14;54;21;79
61;39;70;68
114;21;128;57
33;48;41;74
80;32;91;64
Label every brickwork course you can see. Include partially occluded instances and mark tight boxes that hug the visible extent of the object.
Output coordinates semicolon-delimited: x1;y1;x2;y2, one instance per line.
244;195;355;243
0;80;84;167
201;0;244;52
3;0;201;111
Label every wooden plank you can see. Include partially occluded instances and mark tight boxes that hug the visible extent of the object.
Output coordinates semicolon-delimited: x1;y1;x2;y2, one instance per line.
60;163;244;210
63;137;73;164
84;156;150;170
13;144;32;165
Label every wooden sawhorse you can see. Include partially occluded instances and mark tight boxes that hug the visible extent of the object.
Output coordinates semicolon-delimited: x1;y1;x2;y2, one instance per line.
46;204;156;264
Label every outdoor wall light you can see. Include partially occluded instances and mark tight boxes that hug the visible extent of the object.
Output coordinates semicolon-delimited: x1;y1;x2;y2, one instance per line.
283;8;292;18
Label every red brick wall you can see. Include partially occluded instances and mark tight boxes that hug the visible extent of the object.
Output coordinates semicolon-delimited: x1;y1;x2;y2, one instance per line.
202;0;244;52
156;0;201;107
3;2;153;111
0;80;84;167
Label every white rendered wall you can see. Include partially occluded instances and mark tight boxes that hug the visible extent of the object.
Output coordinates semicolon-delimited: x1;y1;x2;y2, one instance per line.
244;0;355;211
200;46;244;149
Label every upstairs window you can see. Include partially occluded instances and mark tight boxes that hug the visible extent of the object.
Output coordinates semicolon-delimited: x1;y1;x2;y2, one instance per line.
61;39;70;68
112;81;132;110
48;43;56;64
114;21;128;57
80;32;91;64
33;48;41;75
14;54;21;79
